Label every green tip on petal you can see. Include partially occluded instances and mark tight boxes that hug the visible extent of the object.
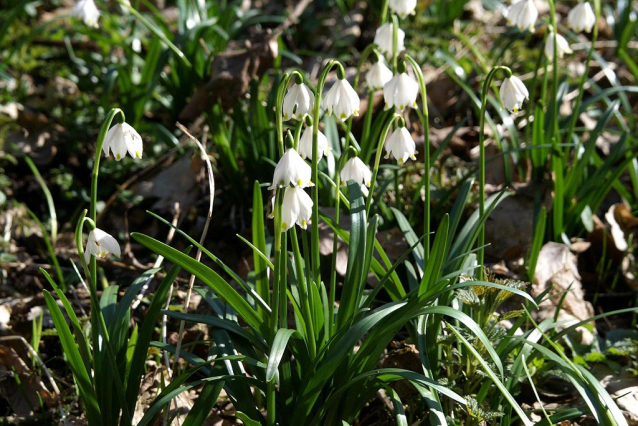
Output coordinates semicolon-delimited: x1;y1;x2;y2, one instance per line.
116;154;121;160
297;179;303;186
340;113;346;119
281;222;288;230
284;113;288;119
399;105;404;110
301;220;307;227
136;151;141;158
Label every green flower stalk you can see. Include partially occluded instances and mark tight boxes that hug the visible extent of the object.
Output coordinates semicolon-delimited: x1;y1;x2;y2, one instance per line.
476;66;515;273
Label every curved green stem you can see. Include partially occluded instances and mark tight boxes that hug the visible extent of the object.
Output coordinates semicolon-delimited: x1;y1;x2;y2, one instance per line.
275;72;303;157
404;54;431;261
91;108;124;221
311;60;345;286
477;66;512;273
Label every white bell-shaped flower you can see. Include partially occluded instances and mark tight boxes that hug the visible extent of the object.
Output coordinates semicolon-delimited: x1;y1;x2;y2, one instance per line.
383;72;419;112
85;228;120;263
373;23;406;56
385;127;417;164
321;79;360;121
567;2;596;33
366;60;393;91
280;186;313;231
544;32;573;60
72;0;100;28
269;148;313;189
298;126;330;162
500;76;529;113
102;122;143;161
282;83;315;121
505;0;538;32
341;157;372;188
389;0;417;18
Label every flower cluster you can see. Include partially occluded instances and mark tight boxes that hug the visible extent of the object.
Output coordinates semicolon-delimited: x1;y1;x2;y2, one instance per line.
505;0;595;43
84;118;143;262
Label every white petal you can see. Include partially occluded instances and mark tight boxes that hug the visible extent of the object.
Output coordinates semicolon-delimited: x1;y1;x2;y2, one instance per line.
122;122;143;159
389;0;417;18
269;148;312;189
374;23;406;56
366;61;393;90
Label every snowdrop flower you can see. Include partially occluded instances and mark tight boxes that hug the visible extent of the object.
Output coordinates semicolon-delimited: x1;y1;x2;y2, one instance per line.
505;0;538;32
389;0;417;18
341;157;372;188
385;127;417;164
366;60;393;91
280;186;313;231
568;2;596;33
269;148;313;189
500;76;529;113
383;72;419;112
282;83;315;121
374;23;406;56
321;79;360;121
102;122;143;161
85;228;120;263
544;32;573;60
299;126;330;162
73;0;100;28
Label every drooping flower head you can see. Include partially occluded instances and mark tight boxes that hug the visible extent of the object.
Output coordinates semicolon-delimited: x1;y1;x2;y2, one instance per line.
374;23;406;56
544;32;573;60
505;0;538;32
102;122;143;161
269;148;313;190
299;126;330;162
85;228;120;263
73;0;100;28
567;2;596;33
383;72;419;112
280;186;313;231
321;78;360;121
282;83;315;121
366;59;393;91
385;126;417;164
500;76;529;113
341;157;372;188
389;0;417;19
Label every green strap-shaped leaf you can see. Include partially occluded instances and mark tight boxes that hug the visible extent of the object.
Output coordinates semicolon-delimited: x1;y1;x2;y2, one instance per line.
131;233;263;331
44;290;102;426
124;249;187;424
266;328;297;383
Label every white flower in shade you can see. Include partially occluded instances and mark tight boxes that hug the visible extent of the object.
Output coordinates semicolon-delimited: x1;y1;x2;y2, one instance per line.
299;126;330;162
280;186;313;231
321;79;360;121
373;23;406;56
85;228;120;263
385;127;417;164
282;83;315;121
102;122;143;161
383;72;419;112
72;0;100;28
500;76;529;113
568;2;595;33
389;0;417;18
269;148;313;189
505;0;538;32
341;157;372;188
544;32;573;60
366;60;393;91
